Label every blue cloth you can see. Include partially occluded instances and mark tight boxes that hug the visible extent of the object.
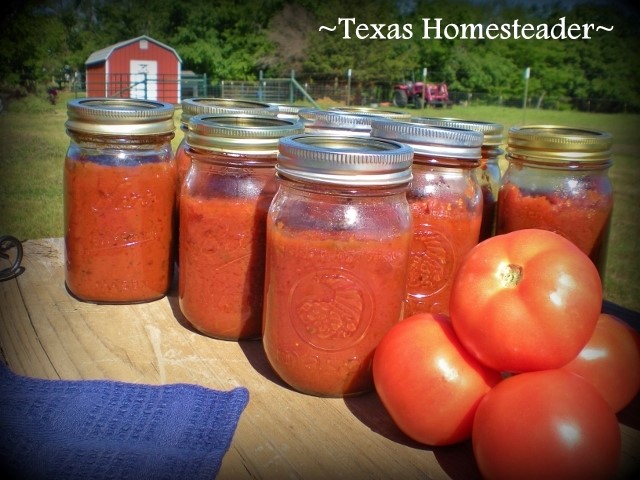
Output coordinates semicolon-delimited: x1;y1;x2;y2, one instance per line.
0;362;249;479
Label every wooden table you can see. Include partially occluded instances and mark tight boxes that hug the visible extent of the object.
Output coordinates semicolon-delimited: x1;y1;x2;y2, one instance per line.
1;238;639;479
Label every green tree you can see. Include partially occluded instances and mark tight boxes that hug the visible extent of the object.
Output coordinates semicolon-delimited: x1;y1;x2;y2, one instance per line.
567;3;640;111
0;1;69;92
301;0;414;81
165;0;283;81
1;0;638;112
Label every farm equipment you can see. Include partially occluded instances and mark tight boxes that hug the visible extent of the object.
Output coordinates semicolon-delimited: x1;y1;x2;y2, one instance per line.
392;81;452;109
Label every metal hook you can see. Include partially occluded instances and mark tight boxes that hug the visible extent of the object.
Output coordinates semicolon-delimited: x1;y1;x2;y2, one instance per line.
0;235;24;281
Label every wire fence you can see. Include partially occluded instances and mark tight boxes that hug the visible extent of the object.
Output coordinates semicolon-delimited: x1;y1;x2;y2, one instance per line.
75;72;636;114
216;77;636;114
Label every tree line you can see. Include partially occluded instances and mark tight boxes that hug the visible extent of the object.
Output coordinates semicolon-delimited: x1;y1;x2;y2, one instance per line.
1;0;639;112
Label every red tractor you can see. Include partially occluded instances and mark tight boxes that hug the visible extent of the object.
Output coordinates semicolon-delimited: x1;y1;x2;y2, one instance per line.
392;81;452;109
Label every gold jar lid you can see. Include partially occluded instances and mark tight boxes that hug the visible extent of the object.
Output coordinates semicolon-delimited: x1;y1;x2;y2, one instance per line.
412;116;503;145
507;125;613;162
66;98;175;136
187;114;304;155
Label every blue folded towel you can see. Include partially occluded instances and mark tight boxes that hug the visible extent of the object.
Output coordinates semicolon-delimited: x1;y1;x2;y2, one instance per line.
0;362;249;479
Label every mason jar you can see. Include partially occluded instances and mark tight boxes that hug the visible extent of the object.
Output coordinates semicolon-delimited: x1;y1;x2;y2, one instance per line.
497;125;614;280
64;98;176;303
175;98;278;187
413;116;504;240
179;114;304;340
371;119;484;317
263;134;414;397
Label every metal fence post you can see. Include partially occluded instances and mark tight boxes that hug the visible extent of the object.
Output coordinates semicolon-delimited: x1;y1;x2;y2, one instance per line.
290;70;295;104
522;67;530;124
259;70;264;101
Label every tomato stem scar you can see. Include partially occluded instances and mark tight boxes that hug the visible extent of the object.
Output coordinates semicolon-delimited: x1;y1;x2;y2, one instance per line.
499;263;523;288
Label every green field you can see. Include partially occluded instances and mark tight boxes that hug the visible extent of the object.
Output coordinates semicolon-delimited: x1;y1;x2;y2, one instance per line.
0;92;638;312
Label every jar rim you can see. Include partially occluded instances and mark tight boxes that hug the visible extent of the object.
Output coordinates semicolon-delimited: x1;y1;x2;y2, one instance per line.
186;114;305;154
277;134;414;186
180;97;278;125
270;103;305;114
507;125;613;162
370;119;482;162
299;109;380;135
66;97;175;136
328;106;412;121
411;116;504;145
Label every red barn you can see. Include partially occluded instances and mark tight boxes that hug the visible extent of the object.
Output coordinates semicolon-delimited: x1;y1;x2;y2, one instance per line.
85;35;182;104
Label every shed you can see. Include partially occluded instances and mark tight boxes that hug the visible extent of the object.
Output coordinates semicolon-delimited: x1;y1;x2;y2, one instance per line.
85;35;182;104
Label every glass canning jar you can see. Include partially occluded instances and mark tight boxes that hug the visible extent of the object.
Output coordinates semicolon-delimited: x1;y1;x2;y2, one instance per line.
175;98;278;188
413;116;504;240
371;119;484;317
263;135;414;397
178;114;304;340
497;125;614;280
64;98;177;303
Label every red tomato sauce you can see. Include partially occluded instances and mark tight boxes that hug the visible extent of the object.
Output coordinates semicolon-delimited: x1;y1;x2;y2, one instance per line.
262;223;412;397
405;196;482;318
178;194;272;339
64;159;176;303
497;184;612;275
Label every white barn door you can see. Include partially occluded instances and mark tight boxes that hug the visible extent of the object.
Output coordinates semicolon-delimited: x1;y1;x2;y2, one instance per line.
130;60;158;100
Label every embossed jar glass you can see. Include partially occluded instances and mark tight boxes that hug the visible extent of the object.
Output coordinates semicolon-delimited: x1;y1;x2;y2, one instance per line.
262;135;414;397
64;98;176;303
179;114;304;340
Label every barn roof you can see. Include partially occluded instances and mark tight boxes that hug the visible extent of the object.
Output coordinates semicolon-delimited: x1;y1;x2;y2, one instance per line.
85;35;182;66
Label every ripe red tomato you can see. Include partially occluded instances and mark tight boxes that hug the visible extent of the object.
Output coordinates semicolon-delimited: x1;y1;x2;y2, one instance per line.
472;369;621;480
449;229;602;373
372;313;502;446
562;313;640;412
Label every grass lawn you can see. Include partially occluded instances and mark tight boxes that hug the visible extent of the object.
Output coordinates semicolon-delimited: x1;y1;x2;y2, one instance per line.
0;92;638;311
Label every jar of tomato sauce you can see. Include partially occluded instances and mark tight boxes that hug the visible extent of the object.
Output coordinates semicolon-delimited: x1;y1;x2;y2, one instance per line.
299;108;410;137
179;114;304;340
413;116;504;240
263;135;414;397
176;98;278;188
64;98;177;303
371;120;484;317
497;125;614;280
